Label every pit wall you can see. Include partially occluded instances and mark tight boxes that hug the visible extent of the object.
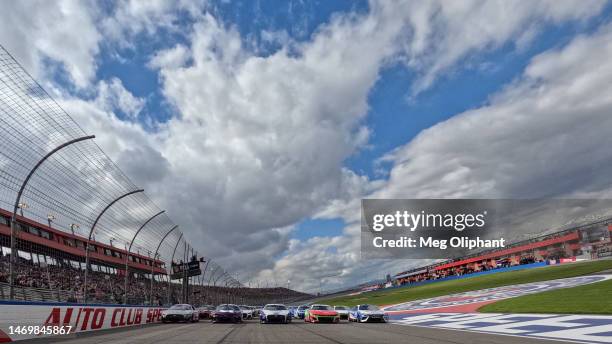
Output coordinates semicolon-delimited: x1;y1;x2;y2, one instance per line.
0;301;165;342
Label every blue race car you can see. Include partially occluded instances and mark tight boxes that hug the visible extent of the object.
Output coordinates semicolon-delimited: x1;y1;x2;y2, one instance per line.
348;304;389;323
288;306;297;318
295;305;309;319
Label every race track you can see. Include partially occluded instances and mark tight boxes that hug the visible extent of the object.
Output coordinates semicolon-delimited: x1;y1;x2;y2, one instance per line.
20;320;580;344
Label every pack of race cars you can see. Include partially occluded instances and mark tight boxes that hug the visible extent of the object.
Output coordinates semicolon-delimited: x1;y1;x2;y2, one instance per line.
161;303;389;324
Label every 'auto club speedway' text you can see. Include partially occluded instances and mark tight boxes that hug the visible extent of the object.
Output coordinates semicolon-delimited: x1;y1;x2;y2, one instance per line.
44;306;164;332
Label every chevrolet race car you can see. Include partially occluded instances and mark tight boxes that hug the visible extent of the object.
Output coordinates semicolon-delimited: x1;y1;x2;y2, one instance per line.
295;305;309;319
260;304;292;324
333;305;349;320
348;304;388;323
212;304;243;323
161;304;199;323
304;304;339;323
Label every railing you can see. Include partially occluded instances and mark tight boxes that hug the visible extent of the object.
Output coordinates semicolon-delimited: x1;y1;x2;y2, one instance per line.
0;282;78;303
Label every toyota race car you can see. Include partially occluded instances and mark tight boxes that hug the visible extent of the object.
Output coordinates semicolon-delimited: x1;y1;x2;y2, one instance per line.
240;305;253;320
304;304;339;323
212;304;243;323
333;305;349;320
260;304;292;324
295;305;309;319
161;304;199;323
348;304;389;323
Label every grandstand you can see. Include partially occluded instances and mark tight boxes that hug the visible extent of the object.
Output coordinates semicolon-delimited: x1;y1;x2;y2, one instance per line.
393;219;612;287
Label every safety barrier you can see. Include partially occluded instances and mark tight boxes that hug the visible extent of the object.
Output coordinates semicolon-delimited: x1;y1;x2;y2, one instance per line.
0;301;165;342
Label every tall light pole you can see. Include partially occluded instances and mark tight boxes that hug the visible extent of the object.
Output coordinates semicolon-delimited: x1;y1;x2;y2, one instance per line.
124;210;165;304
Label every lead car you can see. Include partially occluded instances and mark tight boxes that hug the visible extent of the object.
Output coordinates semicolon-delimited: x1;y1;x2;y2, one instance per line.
161;304;200;323
348;304;389;323
260;304;292;324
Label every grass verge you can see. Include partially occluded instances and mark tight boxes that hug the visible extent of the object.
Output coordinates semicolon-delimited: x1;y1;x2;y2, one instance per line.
478;278;612;314
316;260;612;307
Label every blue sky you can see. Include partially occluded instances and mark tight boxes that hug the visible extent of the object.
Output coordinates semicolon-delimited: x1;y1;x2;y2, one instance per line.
84;0;612;243
3;0;612;290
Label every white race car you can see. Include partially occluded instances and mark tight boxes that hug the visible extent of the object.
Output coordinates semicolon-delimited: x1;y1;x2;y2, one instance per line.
348;304;388;323
161;304;199;323
240;306;253;320
333;305;350;320
259;304;291;324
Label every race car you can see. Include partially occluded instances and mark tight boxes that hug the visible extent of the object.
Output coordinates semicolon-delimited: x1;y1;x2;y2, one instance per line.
197;305;215;319
348;304;389;323
288;306;297;318
259;304;292;324
239;305;253;320
333;305;350;320
212;304;243;323
304;304;339;323
161;304;199;323
295;305;309;319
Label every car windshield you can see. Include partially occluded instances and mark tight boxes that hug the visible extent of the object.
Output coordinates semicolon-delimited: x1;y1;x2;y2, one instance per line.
217;305;233;311
170;305;191;310
334;306;347;310
311;305;331;310
264;305;287;310
359;305;379;311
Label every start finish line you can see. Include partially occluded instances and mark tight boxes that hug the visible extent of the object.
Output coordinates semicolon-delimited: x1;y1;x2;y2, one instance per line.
383;275;612;314
392;313;612;344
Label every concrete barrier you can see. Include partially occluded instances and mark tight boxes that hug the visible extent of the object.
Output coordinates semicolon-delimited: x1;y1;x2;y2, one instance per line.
0;301;165;342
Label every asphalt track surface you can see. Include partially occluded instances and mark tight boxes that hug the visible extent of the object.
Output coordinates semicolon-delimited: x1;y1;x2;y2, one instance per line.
22;320;578;344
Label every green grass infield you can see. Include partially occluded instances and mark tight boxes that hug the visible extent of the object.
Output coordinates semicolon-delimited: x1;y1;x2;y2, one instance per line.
316;260;612;307
479;277;612;314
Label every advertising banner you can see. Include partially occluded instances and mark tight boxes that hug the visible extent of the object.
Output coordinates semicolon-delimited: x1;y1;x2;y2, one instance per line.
0;303;165;342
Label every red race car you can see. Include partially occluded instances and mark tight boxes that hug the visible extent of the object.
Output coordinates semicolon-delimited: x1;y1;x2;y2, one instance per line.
304;304;340;323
